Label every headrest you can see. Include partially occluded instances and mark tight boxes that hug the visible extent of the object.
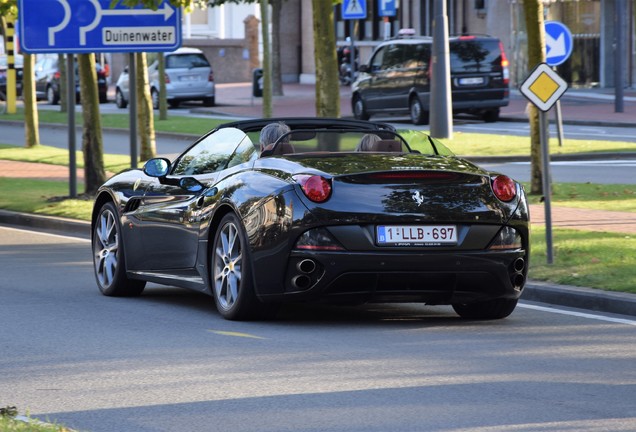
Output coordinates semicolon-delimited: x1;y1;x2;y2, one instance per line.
370;139;402;152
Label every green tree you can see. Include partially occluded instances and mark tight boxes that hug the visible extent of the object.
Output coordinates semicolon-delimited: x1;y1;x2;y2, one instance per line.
136;52;157;160
522;0;546;195
205;0;286;97
1;4;40;147
78;54;107;194
22;53;39;147
311;0;339;117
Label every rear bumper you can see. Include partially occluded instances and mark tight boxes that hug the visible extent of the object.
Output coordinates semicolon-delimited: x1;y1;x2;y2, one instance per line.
260;249;527;305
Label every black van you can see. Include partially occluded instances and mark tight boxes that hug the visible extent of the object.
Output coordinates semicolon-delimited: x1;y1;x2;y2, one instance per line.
351;33;510;124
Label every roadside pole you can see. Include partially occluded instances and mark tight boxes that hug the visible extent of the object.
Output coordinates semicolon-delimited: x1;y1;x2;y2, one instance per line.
539;110;554;264
66;55;77;198
429;0;452;139
520;63;568;265
129;54;138;169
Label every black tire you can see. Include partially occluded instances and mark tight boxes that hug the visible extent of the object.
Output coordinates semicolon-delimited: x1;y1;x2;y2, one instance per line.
483;108;500;123
99;93;107;104
46;86;59;105
452;298;518;320
211;213;260;320
203;96;215;107
409;96;429;125
115;88;128;109
92;202;145;297
151;88;160;110
352;95;370;120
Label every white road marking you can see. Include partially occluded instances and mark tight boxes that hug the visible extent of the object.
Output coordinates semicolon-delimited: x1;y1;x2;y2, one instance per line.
0;225;91;243
519;303;636;326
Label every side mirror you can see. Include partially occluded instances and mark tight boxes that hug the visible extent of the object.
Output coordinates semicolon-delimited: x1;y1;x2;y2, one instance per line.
358;64;370;73
143;158;170;177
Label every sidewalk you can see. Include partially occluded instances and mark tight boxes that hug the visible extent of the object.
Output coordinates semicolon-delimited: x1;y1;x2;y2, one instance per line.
203;81;636;126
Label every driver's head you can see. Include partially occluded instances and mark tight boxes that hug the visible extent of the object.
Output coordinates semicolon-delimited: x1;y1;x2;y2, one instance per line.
259;122;291;151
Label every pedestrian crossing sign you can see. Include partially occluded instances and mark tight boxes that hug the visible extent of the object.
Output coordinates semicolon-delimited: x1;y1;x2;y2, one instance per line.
342;0;367;20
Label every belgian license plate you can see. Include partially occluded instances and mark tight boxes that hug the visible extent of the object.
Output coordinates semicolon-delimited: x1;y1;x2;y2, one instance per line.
459;77;484;85
377;225;457;246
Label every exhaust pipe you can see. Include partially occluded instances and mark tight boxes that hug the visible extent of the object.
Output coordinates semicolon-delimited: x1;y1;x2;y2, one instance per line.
513;257;525;273
297;259;317;274
513;273;525;288
291;275;312;290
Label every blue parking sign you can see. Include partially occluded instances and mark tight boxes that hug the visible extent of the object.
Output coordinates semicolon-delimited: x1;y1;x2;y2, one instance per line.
378;0;396;17
19;0;181;54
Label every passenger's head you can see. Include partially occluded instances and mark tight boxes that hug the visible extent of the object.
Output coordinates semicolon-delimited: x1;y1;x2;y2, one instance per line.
259;122;291;151
356;134;381;152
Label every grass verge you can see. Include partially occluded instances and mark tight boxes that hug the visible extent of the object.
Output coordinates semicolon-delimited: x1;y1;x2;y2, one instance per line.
0;410;72;432
531;227;635;293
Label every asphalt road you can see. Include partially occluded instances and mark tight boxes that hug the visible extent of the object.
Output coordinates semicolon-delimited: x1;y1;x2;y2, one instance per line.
481;159;636;184
2;225;636;432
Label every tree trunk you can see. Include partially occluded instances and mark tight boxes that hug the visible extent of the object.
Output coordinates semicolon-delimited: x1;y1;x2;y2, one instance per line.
271;0;283;96
78;54;106;195
523;0;546;195
311;0;339;118
158;52;168;120
260;0;273;117
135;52;156;161
22;54;40;148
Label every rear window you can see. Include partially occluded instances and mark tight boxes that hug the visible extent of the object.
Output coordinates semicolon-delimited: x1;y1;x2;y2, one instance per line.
166;54;210;69
450;39;502;73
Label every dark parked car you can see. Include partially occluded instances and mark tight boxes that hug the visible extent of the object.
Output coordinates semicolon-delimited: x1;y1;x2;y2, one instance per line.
34;55;108;104
0;54;23;98
91;118;529;321
352;32;510;124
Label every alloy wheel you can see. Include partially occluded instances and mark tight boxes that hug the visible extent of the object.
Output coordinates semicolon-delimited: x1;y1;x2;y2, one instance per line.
94;208;119;289
213;220;243;311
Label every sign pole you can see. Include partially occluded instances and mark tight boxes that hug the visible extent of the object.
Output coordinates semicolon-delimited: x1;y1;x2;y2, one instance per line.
67;54;77;198
539;110;554;264
129;53;138;169
520;63;568;265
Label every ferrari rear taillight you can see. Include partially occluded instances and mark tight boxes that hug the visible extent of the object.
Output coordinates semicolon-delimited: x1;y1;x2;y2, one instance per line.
492;175;516;202
499;41;510;85
295;175;332;203
488;226;522;250
294;228;345;251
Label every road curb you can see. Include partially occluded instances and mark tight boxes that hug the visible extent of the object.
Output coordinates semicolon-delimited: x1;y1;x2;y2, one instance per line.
1;209;635;318
0;209;91;239
523;281;636;317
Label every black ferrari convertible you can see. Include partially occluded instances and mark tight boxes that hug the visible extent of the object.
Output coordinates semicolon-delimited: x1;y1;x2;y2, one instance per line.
92;118;529;321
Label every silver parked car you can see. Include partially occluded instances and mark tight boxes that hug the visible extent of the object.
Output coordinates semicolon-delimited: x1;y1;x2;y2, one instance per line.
115;47;215;109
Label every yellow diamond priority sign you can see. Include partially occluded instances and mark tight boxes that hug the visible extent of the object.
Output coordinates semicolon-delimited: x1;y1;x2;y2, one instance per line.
520;63;568;112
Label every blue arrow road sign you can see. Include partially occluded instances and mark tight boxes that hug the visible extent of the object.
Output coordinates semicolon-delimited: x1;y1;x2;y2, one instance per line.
19;0;182;54
544;21;573;66
342;0;367;20
378;0;396;17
